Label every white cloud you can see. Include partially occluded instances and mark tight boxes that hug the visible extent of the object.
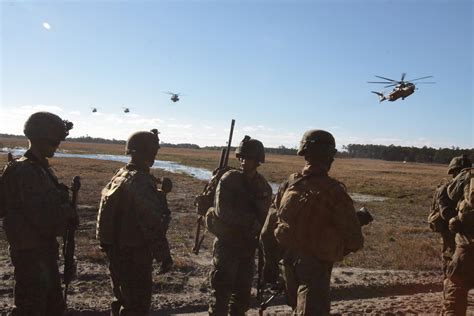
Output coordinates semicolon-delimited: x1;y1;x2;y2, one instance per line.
69;111;81;116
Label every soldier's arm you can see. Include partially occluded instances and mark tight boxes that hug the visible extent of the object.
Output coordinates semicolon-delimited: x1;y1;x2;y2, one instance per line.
129;174;170;258
331;184;364;254
12;164;70;236
439;184;457;220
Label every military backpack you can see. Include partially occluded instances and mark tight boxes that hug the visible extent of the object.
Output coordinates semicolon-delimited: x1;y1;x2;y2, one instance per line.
427;179;450;232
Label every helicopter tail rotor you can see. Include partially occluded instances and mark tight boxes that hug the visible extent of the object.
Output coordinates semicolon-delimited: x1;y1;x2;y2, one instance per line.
371;91;386;102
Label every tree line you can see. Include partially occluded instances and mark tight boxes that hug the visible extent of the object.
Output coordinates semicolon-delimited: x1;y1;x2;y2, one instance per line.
2;133;472;164
341;144;474;164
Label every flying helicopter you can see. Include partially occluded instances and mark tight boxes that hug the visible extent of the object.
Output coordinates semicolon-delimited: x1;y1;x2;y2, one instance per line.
91;107;97;113
164;92;183;102
122;107;130;113
368;73;435;102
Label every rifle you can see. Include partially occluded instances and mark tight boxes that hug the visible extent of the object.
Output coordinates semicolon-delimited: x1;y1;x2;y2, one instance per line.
193;119;235;255
259;285;284;316
256;244;264;302
7;153;13;162
63;176;81;304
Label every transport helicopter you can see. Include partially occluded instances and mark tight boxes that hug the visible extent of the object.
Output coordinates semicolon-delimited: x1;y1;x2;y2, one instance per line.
91;107;97;113
164;92;183;102
122;107;130;113
368;73;435;102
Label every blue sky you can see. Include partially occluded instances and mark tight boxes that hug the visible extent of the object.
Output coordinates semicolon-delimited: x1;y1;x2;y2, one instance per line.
1;0;472;149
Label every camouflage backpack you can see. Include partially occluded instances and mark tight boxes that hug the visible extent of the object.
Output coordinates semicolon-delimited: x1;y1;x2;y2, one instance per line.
427;178;450;232
96;168;133;246
194;167;233;216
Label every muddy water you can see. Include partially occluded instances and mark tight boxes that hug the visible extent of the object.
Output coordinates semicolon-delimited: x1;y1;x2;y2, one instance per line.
1;148;387;202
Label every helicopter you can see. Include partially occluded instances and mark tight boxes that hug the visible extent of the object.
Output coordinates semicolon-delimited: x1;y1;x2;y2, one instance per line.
91;107;97;113
368;73;435;102
164;92;182;102
122;107;130;113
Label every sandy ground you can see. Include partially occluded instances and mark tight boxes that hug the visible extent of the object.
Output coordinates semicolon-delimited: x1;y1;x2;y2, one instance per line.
1;155;473;315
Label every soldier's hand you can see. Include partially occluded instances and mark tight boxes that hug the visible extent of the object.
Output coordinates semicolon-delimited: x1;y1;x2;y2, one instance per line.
449;216;462;233
158;254;173;274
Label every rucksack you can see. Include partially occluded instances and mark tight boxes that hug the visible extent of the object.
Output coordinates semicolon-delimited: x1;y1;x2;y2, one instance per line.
96;168;132;245
427;178;449;232
194;167;232;216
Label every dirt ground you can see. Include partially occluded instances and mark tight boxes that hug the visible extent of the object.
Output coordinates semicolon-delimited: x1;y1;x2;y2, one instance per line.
1;146;473;315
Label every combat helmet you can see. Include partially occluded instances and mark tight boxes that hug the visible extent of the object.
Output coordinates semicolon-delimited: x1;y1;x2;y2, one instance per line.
297;129;336;157
235;135;265;163
24;112;73;142
126;129;160;155
447;155;472;175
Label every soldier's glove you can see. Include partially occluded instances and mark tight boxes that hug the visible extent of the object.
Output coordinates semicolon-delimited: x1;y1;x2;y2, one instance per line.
158;254;173;275
449;216;462;233
356;207;374;226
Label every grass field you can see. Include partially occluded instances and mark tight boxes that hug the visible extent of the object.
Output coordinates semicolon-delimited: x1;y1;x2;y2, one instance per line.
0;137;448;270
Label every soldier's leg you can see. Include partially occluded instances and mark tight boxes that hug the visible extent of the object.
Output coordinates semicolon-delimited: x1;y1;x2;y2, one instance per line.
294;258;333;316
107;249;124;316
45;253;66;316
280;260;298;310
441;231;455;277
118;247;153;316
209;239;239;316
442;246;474;315
229;253;254;316
11;248;65;316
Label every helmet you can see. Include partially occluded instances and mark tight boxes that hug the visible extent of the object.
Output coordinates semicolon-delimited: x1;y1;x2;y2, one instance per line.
126;129;160;155
297;129;336;157
235;135;265;163
448;155;472;174
24;112;73;141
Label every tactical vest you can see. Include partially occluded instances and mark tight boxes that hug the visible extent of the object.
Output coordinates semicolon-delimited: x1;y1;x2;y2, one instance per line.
0;157;20;218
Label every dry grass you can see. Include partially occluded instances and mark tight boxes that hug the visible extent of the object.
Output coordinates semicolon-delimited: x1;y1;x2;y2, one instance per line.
0;139;449;271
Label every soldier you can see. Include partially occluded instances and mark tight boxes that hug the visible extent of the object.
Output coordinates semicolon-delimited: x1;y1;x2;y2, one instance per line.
429;155;472;276
0;112;77;315
205;135;272;316
266;129;364;315
97;129;173;316
442;162;474;315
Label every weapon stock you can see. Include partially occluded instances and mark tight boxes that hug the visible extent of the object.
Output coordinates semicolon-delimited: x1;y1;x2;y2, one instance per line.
192;119;235;255
63;176;81;304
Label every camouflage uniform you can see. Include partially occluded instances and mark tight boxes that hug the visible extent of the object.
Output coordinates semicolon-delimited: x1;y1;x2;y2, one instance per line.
1;150;75;316
97;163;171;316
208;169;272;316
443;168;474;315
270;164;364;315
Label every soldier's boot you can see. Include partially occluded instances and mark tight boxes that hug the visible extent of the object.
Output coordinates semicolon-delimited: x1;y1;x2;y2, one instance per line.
442;278;468;315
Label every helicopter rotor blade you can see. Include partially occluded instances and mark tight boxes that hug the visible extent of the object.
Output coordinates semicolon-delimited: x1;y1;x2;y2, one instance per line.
413;82;436;84
374;75;399;83
368;81;394;84
401;73;406;82
384;83;398;88
408;76;434;82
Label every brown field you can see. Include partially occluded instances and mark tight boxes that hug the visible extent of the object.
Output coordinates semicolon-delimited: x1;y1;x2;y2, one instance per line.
1;138;466;314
